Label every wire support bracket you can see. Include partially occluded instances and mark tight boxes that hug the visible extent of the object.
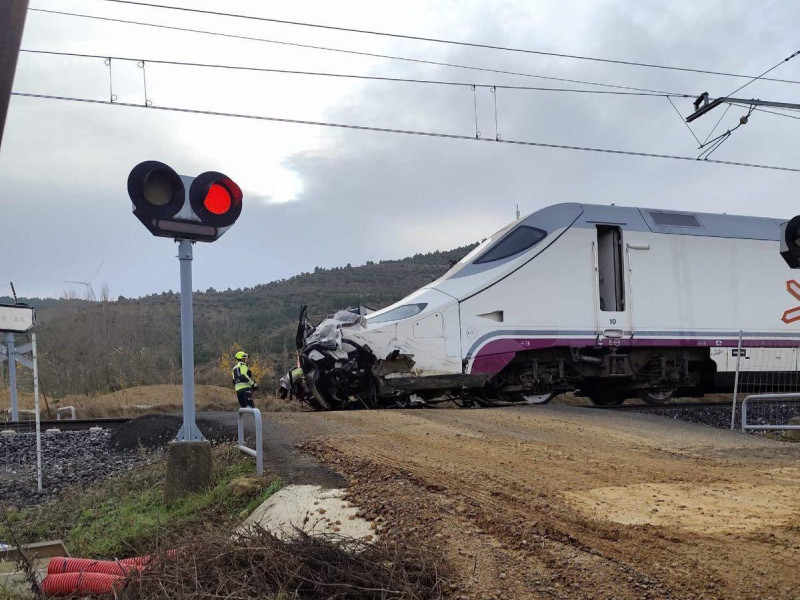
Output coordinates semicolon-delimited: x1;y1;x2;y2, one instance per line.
471;85;480;139
137;60;153;106
491;86;501;140
104;57;117;102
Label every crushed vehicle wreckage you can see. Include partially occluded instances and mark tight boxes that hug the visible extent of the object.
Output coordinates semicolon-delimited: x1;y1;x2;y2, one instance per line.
294;303;537;411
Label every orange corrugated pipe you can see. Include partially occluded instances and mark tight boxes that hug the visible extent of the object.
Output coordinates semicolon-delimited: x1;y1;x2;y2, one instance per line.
41;572;125;597
47;557;139;577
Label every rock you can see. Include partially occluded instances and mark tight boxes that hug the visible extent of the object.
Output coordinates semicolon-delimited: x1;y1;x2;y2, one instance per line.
0;429;152;508
227;476;264;497
785;417;800;440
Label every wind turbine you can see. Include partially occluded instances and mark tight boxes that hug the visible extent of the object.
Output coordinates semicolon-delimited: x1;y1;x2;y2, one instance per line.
65;260;104;301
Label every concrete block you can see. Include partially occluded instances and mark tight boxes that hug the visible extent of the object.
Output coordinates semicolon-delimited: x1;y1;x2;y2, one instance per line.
164;440;213;503
785;417;800;441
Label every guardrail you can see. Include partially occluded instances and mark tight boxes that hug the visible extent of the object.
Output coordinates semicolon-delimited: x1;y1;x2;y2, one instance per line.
741;393;800;431
237;407;263;476
56;406;76;420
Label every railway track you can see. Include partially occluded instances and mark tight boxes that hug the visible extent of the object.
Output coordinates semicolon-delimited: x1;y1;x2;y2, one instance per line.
588;398;800;410
0;417;130;433
588;401;734;410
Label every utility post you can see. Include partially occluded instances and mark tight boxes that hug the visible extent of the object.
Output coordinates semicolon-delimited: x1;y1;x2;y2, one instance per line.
0;0;29;150
126;160;243;500
176;238;201;441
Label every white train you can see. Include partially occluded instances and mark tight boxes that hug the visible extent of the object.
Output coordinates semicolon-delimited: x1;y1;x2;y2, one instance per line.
296;203;800;409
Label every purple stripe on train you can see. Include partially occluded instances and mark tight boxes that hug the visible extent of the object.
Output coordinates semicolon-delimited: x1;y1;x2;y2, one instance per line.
469;336;800;375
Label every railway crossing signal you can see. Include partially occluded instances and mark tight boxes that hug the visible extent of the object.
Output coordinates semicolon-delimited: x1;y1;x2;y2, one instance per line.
127;160;243;242
780;216;800;269
126;160;244;444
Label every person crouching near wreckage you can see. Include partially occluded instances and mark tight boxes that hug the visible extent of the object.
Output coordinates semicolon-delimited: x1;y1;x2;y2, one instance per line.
232;350;258;408
279;365;308;401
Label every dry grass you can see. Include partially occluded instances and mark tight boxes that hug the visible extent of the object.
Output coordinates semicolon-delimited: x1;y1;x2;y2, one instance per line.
122;527;448;600
1;384;300;419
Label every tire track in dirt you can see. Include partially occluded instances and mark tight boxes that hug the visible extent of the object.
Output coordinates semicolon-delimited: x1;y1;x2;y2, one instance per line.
277;406;800;599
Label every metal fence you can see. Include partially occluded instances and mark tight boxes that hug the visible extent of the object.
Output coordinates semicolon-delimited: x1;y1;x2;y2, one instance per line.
237;407;263;476
725;332;800;431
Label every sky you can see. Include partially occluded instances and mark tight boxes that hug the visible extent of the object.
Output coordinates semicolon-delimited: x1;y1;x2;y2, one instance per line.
2;0;800;299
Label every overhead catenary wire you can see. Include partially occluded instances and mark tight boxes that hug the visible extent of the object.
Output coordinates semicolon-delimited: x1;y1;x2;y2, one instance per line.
725;50;800;97
86;0;800;87
27;8;689;96
18;49;690;97
11;91;800;174
748;106;800;120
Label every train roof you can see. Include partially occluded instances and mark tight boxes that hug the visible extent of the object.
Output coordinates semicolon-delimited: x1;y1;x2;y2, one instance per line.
529;203;784;241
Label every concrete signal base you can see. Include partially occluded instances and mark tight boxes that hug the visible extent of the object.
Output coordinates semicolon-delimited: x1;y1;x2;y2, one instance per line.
164;440;213;503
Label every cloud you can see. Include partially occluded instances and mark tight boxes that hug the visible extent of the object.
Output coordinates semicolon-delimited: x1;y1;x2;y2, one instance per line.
2;0;800;299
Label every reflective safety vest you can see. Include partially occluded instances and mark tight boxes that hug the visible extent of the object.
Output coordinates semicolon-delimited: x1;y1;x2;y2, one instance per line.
232;361;254;391
289;367;304;382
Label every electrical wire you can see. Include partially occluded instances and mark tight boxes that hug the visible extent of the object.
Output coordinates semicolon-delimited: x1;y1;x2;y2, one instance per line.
736;105;800;120
27;8;689;96
666;96;701;145
18;49;689;97
86;0;800;86
11;91;800;173
726;50;800;97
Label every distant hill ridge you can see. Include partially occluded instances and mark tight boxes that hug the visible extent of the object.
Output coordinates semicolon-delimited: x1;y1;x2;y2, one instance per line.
3;244;475;397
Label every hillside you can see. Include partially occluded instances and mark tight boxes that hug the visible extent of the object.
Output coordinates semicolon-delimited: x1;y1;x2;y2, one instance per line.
3;245;475;397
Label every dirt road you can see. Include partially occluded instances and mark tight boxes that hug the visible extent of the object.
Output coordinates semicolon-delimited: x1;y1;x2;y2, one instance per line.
261;406;800;600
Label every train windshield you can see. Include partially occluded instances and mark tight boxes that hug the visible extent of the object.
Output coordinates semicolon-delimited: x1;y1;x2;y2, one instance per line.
474;226;547;264
437;203;584;280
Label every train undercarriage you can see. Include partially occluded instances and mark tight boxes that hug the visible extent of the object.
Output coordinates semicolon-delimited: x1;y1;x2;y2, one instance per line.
295;309;715;410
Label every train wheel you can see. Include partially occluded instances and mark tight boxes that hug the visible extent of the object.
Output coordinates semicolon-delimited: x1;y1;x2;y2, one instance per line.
588;393;625;406
637;387;676;404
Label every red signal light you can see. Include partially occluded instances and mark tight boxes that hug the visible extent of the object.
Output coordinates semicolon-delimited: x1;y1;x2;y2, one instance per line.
203;183;232;215
189;171;242;229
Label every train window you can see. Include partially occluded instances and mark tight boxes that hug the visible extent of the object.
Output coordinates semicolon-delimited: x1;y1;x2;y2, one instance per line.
649;211;702;227
367;303;428;324
474;226;546;264
596;226;625;312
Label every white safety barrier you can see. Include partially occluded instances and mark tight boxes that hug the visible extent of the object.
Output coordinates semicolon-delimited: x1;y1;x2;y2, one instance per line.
237;408;263;476
56;406;76;420
741;393;800;431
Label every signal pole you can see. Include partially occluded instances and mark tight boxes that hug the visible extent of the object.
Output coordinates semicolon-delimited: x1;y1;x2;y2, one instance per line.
176;239;202;441
0;0;29;150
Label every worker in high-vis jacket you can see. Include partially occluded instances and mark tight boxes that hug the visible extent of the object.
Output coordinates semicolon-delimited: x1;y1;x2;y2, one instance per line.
232;351;257;408
278;366;306;400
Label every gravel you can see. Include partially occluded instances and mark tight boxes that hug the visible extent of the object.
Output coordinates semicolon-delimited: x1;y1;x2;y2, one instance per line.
625;401;800;432
0;429;153;507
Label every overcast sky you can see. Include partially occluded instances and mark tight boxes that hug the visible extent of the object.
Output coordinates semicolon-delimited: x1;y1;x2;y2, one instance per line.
2;0;800;299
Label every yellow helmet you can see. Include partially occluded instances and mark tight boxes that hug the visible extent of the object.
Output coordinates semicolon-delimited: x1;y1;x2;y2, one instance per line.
235;351;248;360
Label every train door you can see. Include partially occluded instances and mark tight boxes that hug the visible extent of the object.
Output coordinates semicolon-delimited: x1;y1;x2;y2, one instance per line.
593;225;631;343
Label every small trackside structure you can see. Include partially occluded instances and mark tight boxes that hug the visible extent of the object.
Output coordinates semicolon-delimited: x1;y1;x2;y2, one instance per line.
0;302;43;491
295;203;800;410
